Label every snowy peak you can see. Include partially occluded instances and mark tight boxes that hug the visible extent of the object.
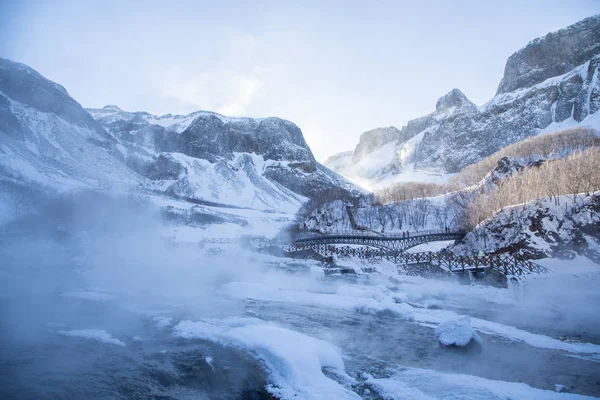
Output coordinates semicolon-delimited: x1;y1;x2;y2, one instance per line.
102;104;122;112
0;58;103;137
497;14;600;94
86;106;197;134
435;89;476;115
324;150;353;172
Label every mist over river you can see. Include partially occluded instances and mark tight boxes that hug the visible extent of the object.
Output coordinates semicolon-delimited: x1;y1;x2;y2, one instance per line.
1;219;599;399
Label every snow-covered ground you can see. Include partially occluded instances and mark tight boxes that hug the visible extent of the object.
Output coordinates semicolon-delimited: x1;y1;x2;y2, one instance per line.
150;193;297;240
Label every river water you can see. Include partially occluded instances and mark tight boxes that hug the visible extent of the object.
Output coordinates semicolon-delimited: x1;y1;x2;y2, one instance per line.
1;238;599;399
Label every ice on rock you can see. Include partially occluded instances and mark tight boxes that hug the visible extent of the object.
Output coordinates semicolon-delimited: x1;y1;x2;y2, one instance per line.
435;316;481;347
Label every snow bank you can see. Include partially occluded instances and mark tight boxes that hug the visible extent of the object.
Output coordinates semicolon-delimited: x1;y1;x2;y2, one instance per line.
173;317;360;399
365;367;597;399
57;329;125;346
412;308;600;360
221;277;600;358
220;281;414;320
435;316;481;346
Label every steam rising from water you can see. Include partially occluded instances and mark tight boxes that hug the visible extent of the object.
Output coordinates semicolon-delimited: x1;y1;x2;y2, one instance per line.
1;189;599;398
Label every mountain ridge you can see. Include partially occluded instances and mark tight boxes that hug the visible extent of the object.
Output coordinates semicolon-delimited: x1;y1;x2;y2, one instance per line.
325;15;600;191
0;58;359;215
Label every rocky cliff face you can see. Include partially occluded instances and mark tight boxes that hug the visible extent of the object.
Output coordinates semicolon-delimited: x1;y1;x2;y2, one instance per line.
497;15;600;94
0;58;358;214
326;15;600;188
87;106;313;163
87;105;357;211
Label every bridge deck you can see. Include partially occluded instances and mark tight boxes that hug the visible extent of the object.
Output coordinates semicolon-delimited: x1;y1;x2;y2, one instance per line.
189;230;548;276
286;231;547;276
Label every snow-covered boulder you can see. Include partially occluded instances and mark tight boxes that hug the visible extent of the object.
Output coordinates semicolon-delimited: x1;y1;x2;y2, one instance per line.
435;316;481;347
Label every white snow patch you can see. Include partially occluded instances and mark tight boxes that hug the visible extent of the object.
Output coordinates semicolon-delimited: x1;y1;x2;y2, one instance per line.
365;367;597;399
57;329;126;346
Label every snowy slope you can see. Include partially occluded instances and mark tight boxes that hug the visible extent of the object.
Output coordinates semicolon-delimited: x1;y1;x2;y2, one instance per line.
152;152;306;213
0;58;140;190
326;16;600;190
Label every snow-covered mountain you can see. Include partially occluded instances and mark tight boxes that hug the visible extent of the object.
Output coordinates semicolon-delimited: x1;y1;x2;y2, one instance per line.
0;57;358;217
85;105;357;212
326;15;600;190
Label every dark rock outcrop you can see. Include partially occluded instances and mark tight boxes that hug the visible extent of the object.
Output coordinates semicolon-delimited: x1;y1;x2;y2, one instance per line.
497;15;600;94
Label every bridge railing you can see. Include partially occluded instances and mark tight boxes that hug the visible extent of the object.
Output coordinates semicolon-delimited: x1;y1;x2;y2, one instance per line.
292;229;465;241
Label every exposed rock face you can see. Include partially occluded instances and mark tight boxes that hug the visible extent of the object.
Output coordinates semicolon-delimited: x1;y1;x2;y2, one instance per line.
435;89;477;114
326;16;600;187
88;106;314;163
417;54;600;173
87;105;358;208
145;154;184;180
497;15;600;94
181;115;312;162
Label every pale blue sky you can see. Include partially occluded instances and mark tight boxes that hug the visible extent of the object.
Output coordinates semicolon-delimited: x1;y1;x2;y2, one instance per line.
1;0;599;161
